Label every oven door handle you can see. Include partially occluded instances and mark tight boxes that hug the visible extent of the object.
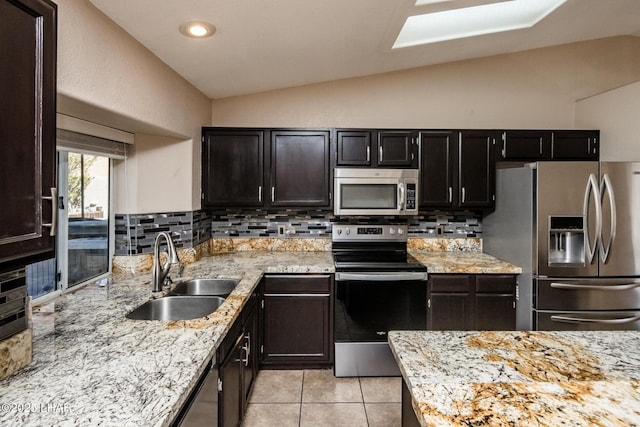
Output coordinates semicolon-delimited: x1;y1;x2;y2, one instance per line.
335;272;428;282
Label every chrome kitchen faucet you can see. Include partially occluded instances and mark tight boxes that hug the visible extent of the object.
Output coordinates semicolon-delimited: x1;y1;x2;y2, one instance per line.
151;232;182;293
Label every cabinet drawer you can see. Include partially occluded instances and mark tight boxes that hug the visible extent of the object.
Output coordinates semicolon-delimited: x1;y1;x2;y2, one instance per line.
264;275;332;294
475;275;516;294
429;275;469;293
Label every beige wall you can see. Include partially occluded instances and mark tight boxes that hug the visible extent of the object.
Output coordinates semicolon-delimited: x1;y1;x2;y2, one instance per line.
212;37;640;131
575;81;640;161
56;0;211;213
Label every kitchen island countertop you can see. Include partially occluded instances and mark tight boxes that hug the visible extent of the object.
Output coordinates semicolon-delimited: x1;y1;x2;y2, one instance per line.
389;330;640;426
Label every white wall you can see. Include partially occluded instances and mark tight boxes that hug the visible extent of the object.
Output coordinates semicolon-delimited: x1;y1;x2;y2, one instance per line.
212;37;640;131
56;0;211;213
576;81;640;161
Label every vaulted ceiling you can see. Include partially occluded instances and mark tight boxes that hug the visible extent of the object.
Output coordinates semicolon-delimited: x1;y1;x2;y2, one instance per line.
89;0;640;99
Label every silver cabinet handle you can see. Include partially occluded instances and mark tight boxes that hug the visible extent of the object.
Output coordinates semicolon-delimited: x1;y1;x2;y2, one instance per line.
599;173;616;264
539;137;543;155
258;186;263;202
42;187;57;236
448;187;452;203
551;314;640;325
271;186;275;203
366;146;370;162
461;187;466;204
550;282;640;291
583;173;602;264
379;145;383;163
242;333;251;366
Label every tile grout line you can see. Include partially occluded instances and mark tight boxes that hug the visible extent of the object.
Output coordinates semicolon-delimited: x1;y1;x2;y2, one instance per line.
298;370;305;427
358;377;371;427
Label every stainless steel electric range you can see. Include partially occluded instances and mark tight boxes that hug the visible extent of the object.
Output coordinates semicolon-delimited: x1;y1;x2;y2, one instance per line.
332;224;428;377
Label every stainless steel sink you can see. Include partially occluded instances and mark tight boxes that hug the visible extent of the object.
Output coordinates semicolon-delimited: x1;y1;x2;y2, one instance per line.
126;296;226;320
169;278;240;297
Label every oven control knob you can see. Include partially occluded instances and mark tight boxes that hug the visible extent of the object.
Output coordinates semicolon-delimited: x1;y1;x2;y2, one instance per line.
389;228;395;235
398;228;404;235
336;228;342;235
345;227;351;235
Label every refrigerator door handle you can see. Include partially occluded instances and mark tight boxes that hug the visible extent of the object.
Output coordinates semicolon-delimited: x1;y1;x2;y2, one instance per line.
551;314;640;325
599;173;616;264
550;282;640;291
583;173;602;264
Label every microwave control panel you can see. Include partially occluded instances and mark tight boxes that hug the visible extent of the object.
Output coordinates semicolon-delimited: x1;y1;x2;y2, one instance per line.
406;183;416;210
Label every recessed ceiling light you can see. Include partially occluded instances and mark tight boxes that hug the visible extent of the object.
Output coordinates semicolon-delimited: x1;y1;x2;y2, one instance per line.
179;21;216;38
393;0;566;48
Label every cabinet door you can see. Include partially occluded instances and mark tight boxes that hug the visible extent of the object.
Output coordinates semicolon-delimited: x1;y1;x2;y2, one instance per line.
551;131;599;160
202;129;264;207
0;0;57;268
241;303;258;412
428;275;471;330
262;295;331;365
419;131;456;209
500;131;552;161
261;275;333;367
219;335;243;427
270;130;331;207
458;131;496;209
376;131;417;167
474;275;516;330
336;130;371;166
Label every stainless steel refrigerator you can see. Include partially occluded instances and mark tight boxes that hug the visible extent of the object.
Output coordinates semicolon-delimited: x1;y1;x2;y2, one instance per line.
484;161;640;330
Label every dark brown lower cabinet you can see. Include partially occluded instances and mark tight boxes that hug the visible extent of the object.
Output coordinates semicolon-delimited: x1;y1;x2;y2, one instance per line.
217;294;258;427
261;274;333;368
428;274;516;330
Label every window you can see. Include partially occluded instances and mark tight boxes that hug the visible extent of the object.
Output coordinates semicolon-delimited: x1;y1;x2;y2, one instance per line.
28;126;128;302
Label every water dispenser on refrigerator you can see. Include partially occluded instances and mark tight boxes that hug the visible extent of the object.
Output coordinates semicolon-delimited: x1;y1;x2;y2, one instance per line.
548;216;585;266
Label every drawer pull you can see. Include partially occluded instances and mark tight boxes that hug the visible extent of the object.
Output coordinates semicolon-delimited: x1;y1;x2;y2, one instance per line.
550;282;640;291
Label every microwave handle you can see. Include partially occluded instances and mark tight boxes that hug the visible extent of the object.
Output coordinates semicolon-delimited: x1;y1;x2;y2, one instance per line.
398;183;405;211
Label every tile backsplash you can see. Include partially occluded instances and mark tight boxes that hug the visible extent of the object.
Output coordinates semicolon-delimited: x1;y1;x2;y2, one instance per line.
115;209;482;255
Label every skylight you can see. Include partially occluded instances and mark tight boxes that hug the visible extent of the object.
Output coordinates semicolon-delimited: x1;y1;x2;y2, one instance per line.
393;0;566;49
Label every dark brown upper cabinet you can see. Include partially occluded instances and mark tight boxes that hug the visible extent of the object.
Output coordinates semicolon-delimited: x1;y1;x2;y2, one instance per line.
202;128;332;209
376;130;418;168
551;130;599;160
419;131;456;209
335;129;418;168
498;130;599;161
419;130;496;211
499;130;552;161
269;129;331;207
459;131;496;209
0;0;57;270
202;128;265;208
336;130;372;166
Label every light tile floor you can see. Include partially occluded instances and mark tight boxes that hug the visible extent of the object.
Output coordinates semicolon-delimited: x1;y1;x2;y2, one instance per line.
242;369;402;427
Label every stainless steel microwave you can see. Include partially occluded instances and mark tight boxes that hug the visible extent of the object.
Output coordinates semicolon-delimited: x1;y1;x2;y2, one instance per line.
334;168;418;216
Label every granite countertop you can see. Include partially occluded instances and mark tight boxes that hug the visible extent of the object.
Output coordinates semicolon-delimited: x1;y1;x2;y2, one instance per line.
0;251;333;427
0;248;521;426
410;251;522;274
389;330;640;426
